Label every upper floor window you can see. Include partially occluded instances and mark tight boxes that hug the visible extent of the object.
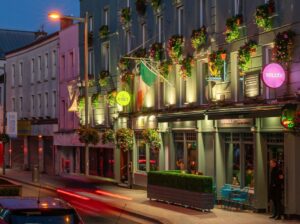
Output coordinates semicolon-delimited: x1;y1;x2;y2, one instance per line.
19;97;23;113
31;58;35;83
104;8;109;25
177;6;184;35
88;16;93;32
38;94;42;111
142;23;146;48
199;0;205;26
88;50;94;75
69;51;74;76
52;50;57;79
234;0;243;15
52;90;57;109
19;62;23;86
61;55;66;76
45;92;49;112
44;53;49;80
157;16;163;43
11;64;15;87
126;0;130;7
12;98;15;112
31;95;35;112
126;31;131;53
102;43;110;71
38;56;42;81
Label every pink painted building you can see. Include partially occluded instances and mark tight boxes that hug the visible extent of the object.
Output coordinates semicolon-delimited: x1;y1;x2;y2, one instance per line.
54;22;81;175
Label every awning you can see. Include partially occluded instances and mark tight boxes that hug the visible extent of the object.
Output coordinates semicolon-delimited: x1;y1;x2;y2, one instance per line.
157;110;205;122
206;104;283;120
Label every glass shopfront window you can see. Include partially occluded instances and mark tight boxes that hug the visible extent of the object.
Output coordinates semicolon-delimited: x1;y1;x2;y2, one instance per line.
136;137;146;171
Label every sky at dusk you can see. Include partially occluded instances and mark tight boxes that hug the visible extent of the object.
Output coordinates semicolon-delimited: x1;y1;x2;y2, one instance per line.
0;0;80;34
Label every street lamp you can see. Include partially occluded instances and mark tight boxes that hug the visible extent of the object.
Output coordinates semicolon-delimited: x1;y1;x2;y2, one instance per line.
48;11;90;175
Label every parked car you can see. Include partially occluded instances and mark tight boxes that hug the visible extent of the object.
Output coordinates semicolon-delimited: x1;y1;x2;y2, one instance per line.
0;197;84;224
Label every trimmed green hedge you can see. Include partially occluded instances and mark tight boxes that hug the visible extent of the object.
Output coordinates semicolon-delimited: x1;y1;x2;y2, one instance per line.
147;171;213;193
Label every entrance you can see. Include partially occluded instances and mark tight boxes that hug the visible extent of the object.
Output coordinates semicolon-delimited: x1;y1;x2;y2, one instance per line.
120;149;129;184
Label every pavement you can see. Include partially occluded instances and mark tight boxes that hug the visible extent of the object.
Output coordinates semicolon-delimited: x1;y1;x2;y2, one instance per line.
1;168;300;224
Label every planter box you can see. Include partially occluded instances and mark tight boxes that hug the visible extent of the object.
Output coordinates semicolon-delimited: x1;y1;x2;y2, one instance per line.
147;184;214;210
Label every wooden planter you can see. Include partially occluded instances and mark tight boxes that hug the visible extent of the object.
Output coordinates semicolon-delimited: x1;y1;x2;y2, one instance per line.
147;184;214;210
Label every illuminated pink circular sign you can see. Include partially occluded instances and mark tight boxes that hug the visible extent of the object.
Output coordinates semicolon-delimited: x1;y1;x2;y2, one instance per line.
262;63;286;88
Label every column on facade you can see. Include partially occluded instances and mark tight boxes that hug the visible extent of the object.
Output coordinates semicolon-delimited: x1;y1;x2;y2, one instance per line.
197;121;205;172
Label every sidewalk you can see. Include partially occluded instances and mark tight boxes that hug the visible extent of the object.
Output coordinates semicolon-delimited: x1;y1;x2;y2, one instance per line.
1;169;300;224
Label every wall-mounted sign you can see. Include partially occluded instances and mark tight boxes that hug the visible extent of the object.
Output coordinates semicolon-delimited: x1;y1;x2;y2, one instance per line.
116;91;131;106
244;72;260;98
217;118;253;128
262;63;285;88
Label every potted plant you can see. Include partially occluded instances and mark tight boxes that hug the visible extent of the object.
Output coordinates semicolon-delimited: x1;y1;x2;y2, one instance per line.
77;126;100;145
136;0;147;16
120;7;131;29
149;42;163;61
77;95;85;111
273;30;295;64
91;93;100;108
179;55;195;79
167;35;184;63
255;0;275;31
106;90;117;106
238;40;258;73
99;70;109;87
150;0;161;12
116;128;134;151
191;25;207;51
208;49;226;77
99;25;109;39
224;14;243;43
158;60;172;81
102;129;115;144
142;128;161;153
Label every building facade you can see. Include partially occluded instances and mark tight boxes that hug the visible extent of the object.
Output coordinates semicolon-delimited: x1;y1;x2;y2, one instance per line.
79;0;300;215
5;33;59;175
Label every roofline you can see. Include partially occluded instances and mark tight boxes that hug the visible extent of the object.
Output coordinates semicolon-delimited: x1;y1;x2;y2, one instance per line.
5;31;59;56
0;28;36;33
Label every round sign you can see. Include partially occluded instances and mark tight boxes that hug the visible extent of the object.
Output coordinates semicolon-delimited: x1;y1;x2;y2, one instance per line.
116;91;131;106
262;63;285;88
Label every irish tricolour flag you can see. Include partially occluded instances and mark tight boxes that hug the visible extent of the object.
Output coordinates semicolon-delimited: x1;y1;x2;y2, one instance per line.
137;62;157;110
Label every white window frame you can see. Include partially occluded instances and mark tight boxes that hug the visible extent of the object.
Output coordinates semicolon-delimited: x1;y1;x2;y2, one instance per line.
44;53;48;80
38;56;42;82
157;16;163;43
199;0;204;26
126;0;130;7
45;92;48;109
142;23;146;48
88;16;93;32
177;6;184;35
88;50;94;75
52;50;57;79
12;64;15;87
31;95;35;114
38;94;42;116
19;97;23;114
126;31;131;53
104;8;109;25
31;58;35;83
19;62;23;86
102;42;110;71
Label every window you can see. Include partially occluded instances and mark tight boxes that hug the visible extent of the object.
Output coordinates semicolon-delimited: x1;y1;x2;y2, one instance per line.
126;31;131;53
126;0;130;7
104;8;109;25
69;51;74;76
45;92;48;109
44;53;48;80
19;62;23;86
61;55;65;76
157;16;163;42
177;6;184;35
38;56;42;81
142;23;146;48
31;95;35;113
31;58;35;83
88;50;94;75
199;0;205;26
38;94;42;115
52;50;57;78
53;90;56;108
12;98;15;111
88;16;93;32
102;43;110;70
19;97;23;113
234;0;243;15
11;64;15;87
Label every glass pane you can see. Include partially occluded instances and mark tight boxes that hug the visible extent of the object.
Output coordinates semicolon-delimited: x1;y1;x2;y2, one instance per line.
175;142;184;170
187;142;197;173
137;139;146;171
150;149;159;171
226;143;240;185
245;144;254;187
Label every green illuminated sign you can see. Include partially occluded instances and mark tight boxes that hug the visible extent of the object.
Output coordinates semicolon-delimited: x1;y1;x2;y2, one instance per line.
116;91;131;106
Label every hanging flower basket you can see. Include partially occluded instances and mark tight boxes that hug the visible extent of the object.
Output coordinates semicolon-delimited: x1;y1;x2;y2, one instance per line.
167;35;184;63
107;90;117;106
255;0;275;31
116;128;133;151
91;93;100;108
191;26;207;51
179;55;195;80
136;0;147;16
118;57;130;71
77;126;100;145
77;95;85;111
142;128;161;153
99;70;109;87
280;104;298;129
0;133;9;144
273;30;295;64
120;7;131;29
149;42;163;61
224;14;243;43
99;25;109;39
208;49;226;77
158;60;172;81
150;0;161;12
102;129;115;144
238;40;258;73
120;71;134;83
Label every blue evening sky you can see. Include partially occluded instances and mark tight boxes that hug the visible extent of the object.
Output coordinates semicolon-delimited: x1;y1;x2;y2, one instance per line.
0;0;79;34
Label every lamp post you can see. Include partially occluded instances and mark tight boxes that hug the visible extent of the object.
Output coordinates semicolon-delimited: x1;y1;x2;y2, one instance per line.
49;11;90;175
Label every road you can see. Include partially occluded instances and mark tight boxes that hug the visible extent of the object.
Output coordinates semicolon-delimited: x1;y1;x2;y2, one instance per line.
20;183;150;224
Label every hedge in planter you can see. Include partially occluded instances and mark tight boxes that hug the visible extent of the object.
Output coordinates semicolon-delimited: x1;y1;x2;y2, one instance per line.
148;171;213;193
